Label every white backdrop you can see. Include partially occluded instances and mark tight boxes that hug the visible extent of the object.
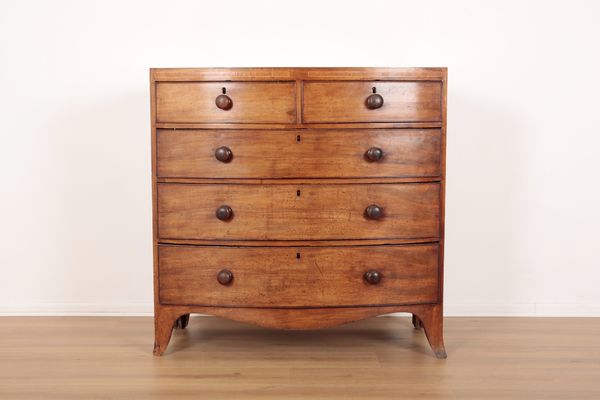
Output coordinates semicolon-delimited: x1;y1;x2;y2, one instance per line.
1;0;599;316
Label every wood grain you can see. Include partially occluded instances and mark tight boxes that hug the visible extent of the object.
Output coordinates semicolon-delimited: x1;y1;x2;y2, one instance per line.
156;82;296;123
2;316;599;399
150;68;448;358
152;303;444;350
303;81;442;123
157;183;440;241
151;67;446;82
157;238;440;247
158;244;439;307
151;303;444;356
157;129;441;179
155;122;443;129
156;177;442;185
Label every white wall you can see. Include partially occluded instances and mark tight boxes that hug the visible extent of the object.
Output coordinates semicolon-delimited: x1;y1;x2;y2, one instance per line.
1;0;599;316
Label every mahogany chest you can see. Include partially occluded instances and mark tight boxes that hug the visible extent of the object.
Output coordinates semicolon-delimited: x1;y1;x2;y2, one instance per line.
150;68;447;358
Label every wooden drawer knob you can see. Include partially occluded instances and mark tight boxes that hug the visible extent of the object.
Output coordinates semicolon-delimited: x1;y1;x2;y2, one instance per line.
217;269;233;285
215;94;233;110
365;204;384;219
366;90;384;109
365;147;384;161
216;205;233;221
215;146;233;163
364;270;381;284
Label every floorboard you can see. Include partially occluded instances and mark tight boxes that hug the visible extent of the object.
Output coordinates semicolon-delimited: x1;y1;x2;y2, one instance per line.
0;316;599;399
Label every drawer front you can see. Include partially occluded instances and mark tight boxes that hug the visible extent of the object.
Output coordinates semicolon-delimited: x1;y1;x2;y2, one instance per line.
159;244;439;307
156;82;296;123
157;129;441;178
303;81;442;123
157;183;440;240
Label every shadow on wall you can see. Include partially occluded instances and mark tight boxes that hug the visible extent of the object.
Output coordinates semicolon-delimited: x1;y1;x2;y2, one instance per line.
51;87;153;312
444;90;529;314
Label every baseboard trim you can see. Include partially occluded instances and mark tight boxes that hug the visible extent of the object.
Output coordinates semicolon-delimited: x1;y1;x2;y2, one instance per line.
1;303;599;317
0;303;154;317
443;303;600;317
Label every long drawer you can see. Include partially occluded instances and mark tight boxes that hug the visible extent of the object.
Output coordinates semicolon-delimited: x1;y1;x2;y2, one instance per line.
157;183;440;241
157;129;441;179
303;81;442;123
156;82;297;123
158;243;439;307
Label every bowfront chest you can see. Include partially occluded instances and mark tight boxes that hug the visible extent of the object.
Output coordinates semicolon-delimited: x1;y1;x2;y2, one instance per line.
151;68;447;358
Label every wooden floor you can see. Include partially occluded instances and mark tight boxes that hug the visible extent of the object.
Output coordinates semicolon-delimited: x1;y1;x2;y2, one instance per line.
1;316;599;399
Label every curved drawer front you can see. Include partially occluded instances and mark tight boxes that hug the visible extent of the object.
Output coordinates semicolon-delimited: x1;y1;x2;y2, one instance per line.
158;244;439;307
303;81;442;123
156;82;296;123
157;129;441;179
157;183;440;240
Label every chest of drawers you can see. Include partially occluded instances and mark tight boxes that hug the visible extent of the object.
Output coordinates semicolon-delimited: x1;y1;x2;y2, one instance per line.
151;68;447;358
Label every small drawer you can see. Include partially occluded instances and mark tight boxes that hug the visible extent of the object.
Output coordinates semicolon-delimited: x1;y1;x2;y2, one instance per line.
156;82;296;123
303;81;442;123
157;129;441;179
157;183;440;241
158;243;439;307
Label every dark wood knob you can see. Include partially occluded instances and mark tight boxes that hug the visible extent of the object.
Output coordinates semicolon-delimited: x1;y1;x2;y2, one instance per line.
216;205;233;221
217;269;233;285
366;93;384;109
364;270;381;284
215;94;233;110
365;147;384;161
215;146;233;163
365;204;384;219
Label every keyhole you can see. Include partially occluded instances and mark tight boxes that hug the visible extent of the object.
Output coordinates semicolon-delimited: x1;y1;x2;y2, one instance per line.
296;252;301;259
297;189;301;197
222;87;226;94
372;87;377;93
296;135;301;143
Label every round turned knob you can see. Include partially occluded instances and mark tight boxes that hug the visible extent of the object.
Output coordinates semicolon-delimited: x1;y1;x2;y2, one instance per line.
366;93;384;109
215;94;233;110
215;205;233;221
365;147;384;162
217;269;233;285
364;270;382;284
365;204;384;220
215;146;233;163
